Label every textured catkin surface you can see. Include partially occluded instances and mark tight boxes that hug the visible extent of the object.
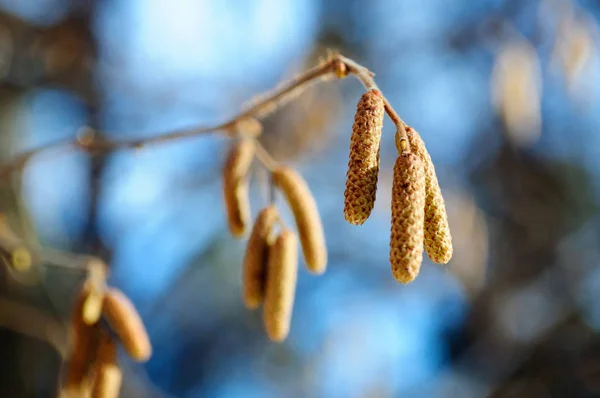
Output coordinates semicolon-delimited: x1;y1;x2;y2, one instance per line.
405;127;453;264
222;138;256;237
272;166;327;274
102;288;152;362
242;206;279;309
263;230;298;342
390;153;426;284
344;89;385;225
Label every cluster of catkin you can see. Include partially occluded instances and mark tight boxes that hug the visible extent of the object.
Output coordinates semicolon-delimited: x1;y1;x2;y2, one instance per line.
61;260;151;398
344;89;453;283
222;135;326;342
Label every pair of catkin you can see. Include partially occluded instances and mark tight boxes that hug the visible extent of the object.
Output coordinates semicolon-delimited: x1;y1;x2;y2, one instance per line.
242;206;298;342
343;89;452;284
64;285;152;397
389;127;453;283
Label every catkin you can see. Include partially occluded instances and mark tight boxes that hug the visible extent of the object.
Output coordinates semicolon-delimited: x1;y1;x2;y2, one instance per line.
64;287;100;396
82;259;107;325
272;166;327;274
344;89;385;225
222;138;256;237
390;153;426;284
102;288;152;362
92;332;122;398
263;230;298;342
242;206;279;309
405;127;453;264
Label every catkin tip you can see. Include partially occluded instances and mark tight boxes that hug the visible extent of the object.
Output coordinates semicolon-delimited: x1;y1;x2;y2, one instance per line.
223;138;256;238
405;127;453;264
272;167;327;274
102;288;152;362
92;332;122;398
263;229;298;342
243;205;279;309
344;89;385;226
390;153;426;284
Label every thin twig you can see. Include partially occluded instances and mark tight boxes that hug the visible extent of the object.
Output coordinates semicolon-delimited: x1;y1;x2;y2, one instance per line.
337;54;411;152
0;53;411;180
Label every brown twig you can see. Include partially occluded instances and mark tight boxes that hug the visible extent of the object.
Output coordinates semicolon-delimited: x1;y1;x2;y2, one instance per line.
0;53;410;179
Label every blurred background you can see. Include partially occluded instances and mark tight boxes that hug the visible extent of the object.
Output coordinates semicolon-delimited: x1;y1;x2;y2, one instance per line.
0;0;600;397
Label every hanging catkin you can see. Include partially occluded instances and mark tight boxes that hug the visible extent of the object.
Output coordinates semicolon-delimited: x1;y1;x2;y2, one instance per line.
344;89;385;225
263;229;298;342
82;258;107;325
92;332;122;398
390;153;426;284
222;138;255;237
64;287;99;396
272;166;327;274
242;206;279;309
102;288;152;362
404;127;453;264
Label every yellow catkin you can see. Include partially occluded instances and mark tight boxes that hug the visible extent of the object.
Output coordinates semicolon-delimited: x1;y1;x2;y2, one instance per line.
405;127;453;264
222;138;256;237
64;287;100;397
92;332;122;398
82;259;107;325
242;206;279;309
344;89;385;225
263;230;298;342
272;166;327;274
102;288;152;362
390;153;426;284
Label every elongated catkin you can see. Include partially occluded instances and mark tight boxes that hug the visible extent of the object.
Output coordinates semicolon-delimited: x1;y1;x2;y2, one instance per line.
64;287;100;396
223;138;256;237
243;206;279;309
405;127;453;264
92;332;122;398
263;230;298;342
344;89;384;225
390;153;426;284
272;167;327;274
82;259;107;325
102;288;152;362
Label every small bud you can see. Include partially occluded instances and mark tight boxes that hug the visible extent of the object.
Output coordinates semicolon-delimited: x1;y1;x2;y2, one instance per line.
272;166;327;274
222;138;256;237
11;247;31;272
344;89;385;225
263;229;298;342
242;206;279;309
390;153;426;284
102;288;152;362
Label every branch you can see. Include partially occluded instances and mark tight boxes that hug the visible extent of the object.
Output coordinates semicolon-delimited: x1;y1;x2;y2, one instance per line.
0;53;410;179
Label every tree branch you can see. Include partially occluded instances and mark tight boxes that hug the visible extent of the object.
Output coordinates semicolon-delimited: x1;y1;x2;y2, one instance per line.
0;53;410;179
